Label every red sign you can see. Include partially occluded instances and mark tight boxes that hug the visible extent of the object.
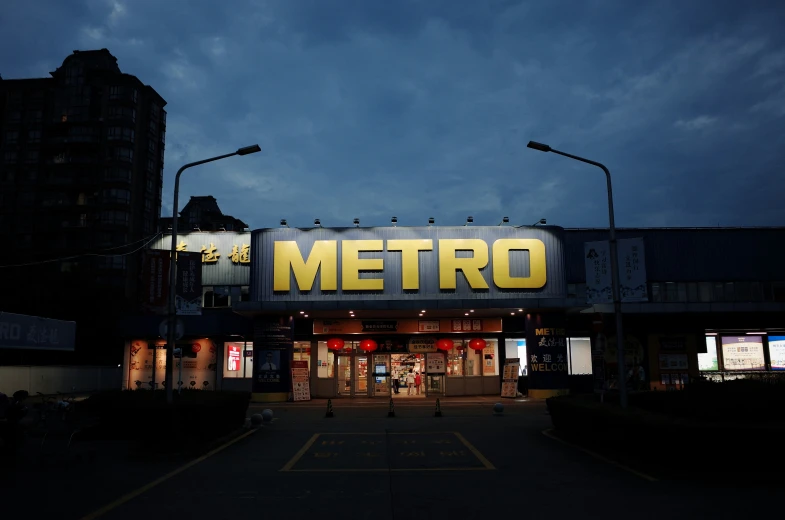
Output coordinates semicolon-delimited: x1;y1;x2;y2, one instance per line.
227;345;241;371
292;360;309;369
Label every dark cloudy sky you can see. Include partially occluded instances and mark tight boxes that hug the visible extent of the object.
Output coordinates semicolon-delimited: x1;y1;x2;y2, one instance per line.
2;0;784;229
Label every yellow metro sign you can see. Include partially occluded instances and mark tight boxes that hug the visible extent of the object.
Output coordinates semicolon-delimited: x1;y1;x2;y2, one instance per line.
273;238;546;292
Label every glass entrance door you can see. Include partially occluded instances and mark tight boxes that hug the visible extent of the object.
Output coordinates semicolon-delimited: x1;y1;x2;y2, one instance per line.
355;356;368;396
337;355;352;396
372;354;391;397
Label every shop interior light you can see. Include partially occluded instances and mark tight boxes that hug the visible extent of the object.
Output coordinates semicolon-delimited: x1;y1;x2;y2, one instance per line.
428;217;435;226
464;312;469;316
465;216;473;226
391;216;398;226
314;218;321;227
299;311;305;314
420;310;426;313
304;314;309;318
353;218;360;227
419;313;423;316
470;309;474;312
746;332;767;335
510;312;515;315
518;309;523;312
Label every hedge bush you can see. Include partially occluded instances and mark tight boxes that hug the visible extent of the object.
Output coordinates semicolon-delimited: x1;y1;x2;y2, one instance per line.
82;390;251;452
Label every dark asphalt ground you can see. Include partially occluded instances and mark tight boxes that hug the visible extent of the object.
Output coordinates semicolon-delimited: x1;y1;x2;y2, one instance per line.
2;399;779;520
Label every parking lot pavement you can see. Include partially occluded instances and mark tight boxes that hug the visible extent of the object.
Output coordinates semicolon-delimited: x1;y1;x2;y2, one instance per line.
78;401;780;520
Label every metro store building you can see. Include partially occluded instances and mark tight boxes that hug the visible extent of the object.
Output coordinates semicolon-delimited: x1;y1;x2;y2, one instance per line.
121;225;785;402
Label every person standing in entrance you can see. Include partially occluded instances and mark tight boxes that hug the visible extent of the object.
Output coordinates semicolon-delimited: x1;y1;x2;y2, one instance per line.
414;371;422;395
392;370;400;394
406;370;415;395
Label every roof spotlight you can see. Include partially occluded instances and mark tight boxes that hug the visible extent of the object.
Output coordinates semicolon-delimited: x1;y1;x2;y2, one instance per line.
314;218;321;227
353;218;360;227
391;216;398;227
280;219;288;227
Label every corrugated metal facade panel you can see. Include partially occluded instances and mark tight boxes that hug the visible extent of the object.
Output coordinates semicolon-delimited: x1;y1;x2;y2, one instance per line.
565;228;785;283
250;226;567;302
151;232;251;287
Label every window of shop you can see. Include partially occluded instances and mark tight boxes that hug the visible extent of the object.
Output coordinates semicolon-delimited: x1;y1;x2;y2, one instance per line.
567;338;592;375
316;340;336;378
294;341;312;367
504;339;528;376
699;335;719;371
203;286;247;308
446;338;498;376
223;341;253;379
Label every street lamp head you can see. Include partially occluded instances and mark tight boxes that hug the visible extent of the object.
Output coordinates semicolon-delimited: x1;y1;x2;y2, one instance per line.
236;144;262;156
527;141;551;153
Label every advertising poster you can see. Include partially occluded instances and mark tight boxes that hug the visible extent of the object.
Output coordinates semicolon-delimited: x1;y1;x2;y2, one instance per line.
525;313;569;393
291;360;310;401
426;353;446;374
698;336;719;371
227;344;241;372
501;358;520;398
253;317;293;394
175;251;202;316
721;336;766;371
584;238;648;304
769;336;785;371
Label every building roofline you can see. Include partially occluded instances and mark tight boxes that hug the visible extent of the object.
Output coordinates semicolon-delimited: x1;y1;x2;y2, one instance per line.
564;226;785;231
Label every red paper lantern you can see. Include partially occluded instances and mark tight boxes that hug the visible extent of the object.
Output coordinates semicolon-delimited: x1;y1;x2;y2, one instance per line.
436;338;453;351
191;343;201;353
326;338;345;351
468;338;487;351
359;339;378;352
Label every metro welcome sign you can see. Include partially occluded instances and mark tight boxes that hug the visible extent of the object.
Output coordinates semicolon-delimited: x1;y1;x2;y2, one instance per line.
251;227;567;302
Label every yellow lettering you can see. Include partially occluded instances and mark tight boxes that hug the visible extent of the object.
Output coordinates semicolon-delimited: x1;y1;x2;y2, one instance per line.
492;239;546;289
273;241;337;291
342;240;384;291
535;327;566;336
387;239;433;290
438;239;489;290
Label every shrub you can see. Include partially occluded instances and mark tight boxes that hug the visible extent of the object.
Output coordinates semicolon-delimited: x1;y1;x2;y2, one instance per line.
82;390;250;452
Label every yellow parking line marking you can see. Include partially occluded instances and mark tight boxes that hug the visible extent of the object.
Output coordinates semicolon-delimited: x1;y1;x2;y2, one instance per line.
79;428;258;520
284;467;491;473
453;432;495;470
542;429;658;482
280;434;320;472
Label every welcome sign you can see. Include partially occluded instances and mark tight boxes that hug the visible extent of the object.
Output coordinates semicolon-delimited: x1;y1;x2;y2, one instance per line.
250;227;567;302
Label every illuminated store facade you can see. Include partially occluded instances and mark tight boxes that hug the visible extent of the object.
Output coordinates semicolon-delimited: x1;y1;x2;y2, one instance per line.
120;226;785;401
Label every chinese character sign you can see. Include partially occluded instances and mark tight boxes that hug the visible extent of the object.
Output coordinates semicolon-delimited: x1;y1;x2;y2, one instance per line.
0;312;76;352
227;345;241;371
584;238;648;304
525;313;569;392
175;251;202;316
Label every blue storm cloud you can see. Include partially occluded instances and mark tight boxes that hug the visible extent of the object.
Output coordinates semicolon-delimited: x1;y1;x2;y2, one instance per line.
2;0;784;229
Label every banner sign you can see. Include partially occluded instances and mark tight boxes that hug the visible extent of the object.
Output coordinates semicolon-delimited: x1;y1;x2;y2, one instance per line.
291;360;310;401
252;317;293;394
501;358;520;398
525;313;569;392
314;318;502;335
227;345;241;371
142;249;170;313
584;238;648;304
175;251;202;315
0;312;76;351
408;337;437;353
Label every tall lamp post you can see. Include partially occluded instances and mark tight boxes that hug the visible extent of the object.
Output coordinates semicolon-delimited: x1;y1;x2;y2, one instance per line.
165;144;261;405
526;141;628;409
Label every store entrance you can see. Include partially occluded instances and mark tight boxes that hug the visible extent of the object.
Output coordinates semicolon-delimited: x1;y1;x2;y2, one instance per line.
391;353;426;398
337;354;368;397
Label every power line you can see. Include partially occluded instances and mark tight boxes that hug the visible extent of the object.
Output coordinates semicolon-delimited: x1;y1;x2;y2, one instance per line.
0;232;163;268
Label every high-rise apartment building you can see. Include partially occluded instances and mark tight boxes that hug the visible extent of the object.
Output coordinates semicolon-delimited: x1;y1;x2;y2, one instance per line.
0;49;166;364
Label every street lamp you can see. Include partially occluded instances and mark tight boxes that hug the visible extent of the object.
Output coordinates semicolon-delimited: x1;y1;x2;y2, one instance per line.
526;140;628;409
165;144;261;405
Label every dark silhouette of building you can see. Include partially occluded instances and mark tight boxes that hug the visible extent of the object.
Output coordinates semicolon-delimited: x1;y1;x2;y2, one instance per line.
160;195;248;232
0;49;166;365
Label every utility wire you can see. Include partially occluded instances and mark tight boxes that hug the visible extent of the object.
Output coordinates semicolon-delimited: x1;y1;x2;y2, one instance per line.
0;232;163;268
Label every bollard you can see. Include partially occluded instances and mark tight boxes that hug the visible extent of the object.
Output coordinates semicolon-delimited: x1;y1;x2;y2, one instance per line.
434;398;442;417
493;402;504;416
388;398;395;417
325;398;334;418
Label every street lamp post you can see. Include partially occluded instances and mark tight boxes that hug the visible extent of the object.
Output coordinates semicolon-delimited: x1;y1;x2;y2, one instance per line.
526;141;628;409
165;144;261;405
